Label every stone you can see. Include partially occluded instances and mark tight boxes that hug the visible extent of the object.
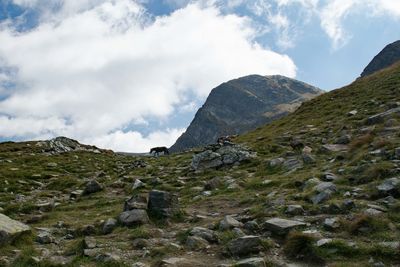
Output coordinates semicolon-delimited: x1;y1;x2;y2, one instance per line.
84;236;97;249
102;218;117;235
69;190;84;200
36;200;55;212
377;178;400;197
234;257;266;267
302;153;316;164
366;107;400;125
364;208;383;216
83;180;103;195
314;182;337;193
227;235;262;256
320;144;348;153
285;205;304;216
395;147;400;159
124;195;148;211
311;191;332;204
335;134;351;145
243;221;260;233
321;172;338;182
36;231;54;244
348;110;358;116
316;238;333;247
132;179;146;190
148;190;179;218
342;199;356;211
262;218;306;235
190;227;218;243
323;218;340;231
118;210;149;226
0;213;31;245
268;158;285;168
219;215;243;231
185;236;208;251
283;157;303;171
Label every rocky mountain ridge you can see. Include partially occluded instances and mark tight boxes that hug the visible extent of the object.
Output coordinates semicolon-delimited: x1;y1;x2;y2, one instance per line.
361;40;400;77
170;75;323;152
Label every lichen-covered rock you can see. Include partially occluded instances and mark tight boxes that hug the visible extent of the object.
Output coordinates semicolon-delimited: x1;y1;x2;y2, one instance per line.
83;180;103;195
191;145;255;170
0;213;31;246
262;218;306;235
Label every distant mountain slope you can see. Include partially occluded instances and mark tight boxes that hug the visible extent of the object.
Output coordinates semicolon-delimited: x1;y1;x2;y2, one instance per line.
361;40;400;77
170;75;323;152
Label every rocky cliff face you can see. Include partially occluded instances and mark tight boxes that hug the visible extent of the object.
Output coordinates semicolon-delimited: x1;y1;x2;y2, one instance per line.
170;75;323;152
361;40;400;77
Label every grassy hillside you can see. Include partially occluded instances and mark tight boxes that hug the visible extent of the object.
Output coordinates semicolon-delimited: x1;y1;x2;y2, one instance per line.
1;63;400;267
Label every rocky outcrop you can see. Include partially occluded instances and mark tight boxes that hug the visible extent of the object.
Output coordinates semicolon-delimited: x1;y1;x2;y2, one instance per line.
361;40;400;77
147;190;179;218
36;136;106;154
0;214;31;245
171;75;322;152
191;144;256;170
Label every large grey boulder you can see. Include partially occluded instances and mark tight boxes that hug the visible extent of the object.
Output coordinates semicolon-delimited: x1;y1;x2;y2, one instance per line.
148;190;179;218
191;145;255;170
366;107;400;125
262;218;306;235
0;213;31;245
227;235;262;256
118;210;149;226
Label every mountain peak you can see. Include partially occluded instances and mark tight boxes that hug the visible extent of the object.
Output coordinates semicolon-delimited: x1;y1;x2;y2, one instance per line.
361;40;400;77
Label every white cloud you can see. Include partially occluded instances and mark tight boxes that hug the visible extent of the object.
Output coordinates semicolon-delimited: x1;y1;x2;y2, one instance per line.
0;0;296;152
84;128;185;152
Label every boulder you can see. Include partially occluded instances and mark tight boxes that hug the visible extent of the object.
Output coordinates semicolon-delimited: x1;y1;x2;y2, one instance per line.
36;231;54;244
320;144;348;153
235;257;266;267
285;205;304;216
283;157;303;171
314;182;337;193
148;190;179;218
185;236;208;251
190;227;218;243
311;191;333;205
102;218;117;235
377;178;400;197
124;195;148;211
83;180;103;195
262;218;306;235
227;235;262;256
0;213;31;245
219;215;243;231
132;179;146;190
323;218;340;231
366;107;400;125
321;172;338;182
118;210;149;226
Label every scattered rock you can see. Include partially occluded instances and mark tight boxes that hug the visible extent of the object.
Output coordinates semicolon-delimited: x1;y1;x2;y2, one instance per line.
314;182;337;193
320;144;348;153
83;180;103;195
190;227;218;243
132;179;146;190
185;236;208;251
227;235;262;256
316;238;333;247
335;134;351;145
268;158;285;168
234;257;266;267
84;236;97;249
262;218;306;235
323;218;340;231
118;210;149;226
0;213;31;245
321;172;338;182
219;215;243;231
285;205;304;216
348;110;358;116
132;238;150;249
377;178;400;197
102;218;117;235
36;231;54;244
366;107;400;125
148;190;179;218
204;177;222;191
70;190;84;200
364;208;383;216
124;195;148;211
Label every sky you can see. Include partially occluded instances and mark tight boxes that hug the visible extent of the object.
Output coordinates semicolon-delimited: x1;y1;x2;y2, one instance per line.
0;0;399;152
